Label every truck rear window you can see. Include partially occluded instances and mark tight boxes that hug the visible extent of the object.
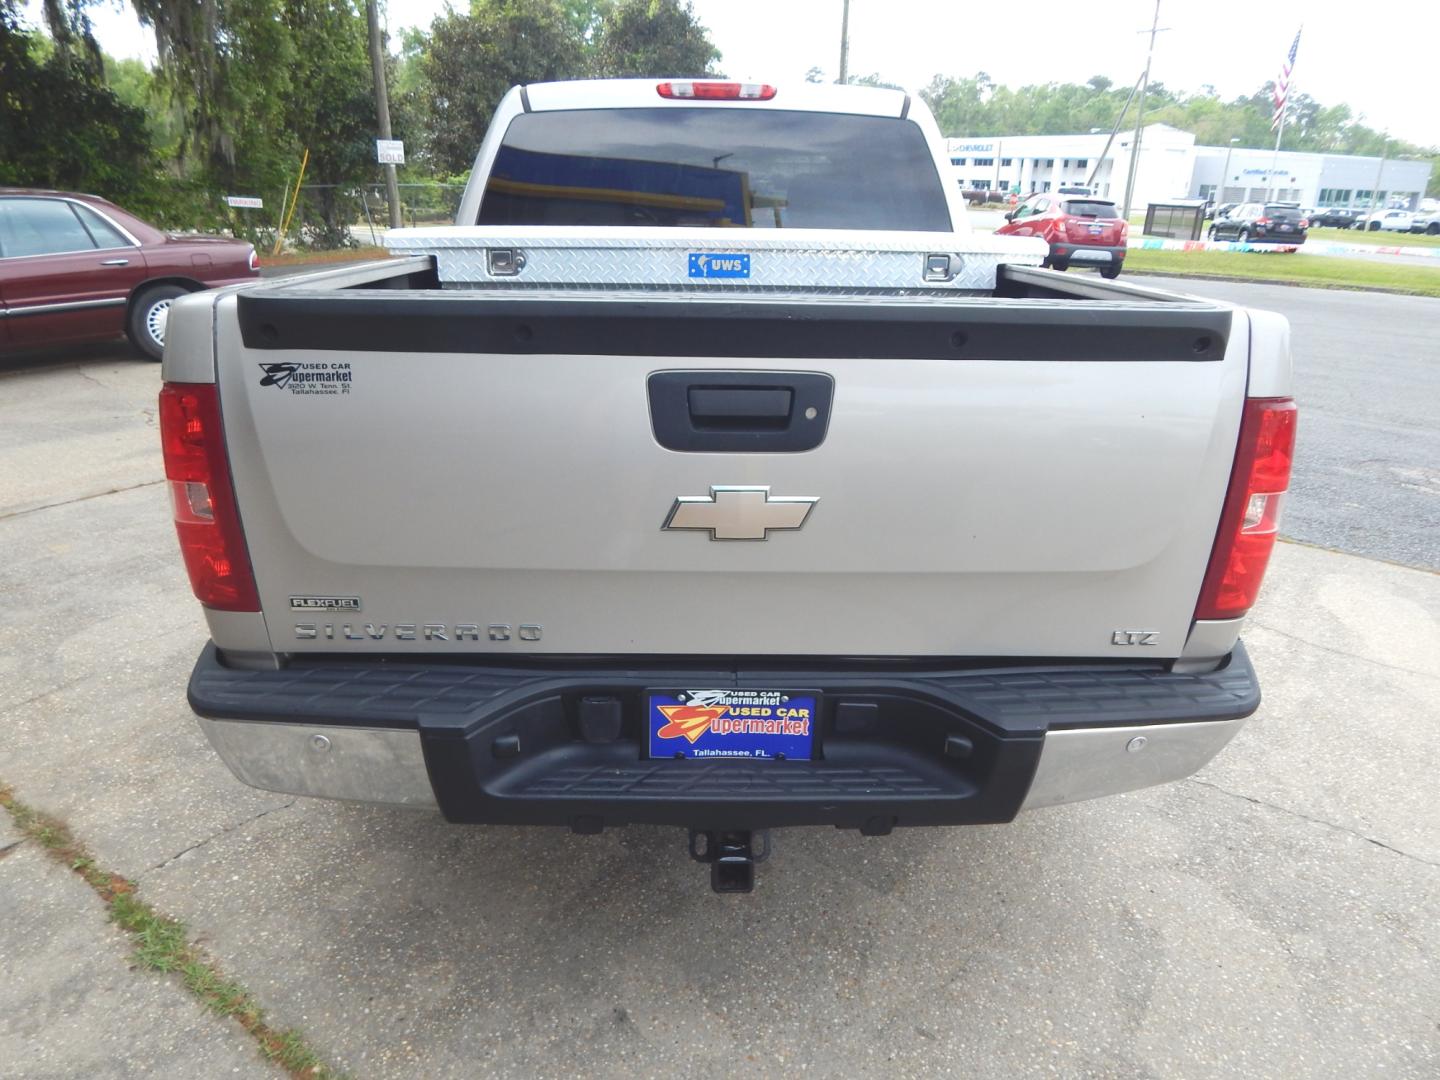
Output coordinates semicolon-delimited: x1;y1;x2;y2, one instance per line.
477;108;952;231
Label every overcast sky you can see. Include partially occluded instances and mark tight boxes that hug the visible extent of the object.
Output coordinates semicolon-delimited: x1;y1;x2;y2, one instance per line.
49;0;1439;149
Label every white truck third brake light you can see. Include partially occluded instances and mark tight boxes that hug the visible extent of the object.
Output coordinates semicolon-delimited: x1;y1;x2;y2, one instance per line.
656;81;777;100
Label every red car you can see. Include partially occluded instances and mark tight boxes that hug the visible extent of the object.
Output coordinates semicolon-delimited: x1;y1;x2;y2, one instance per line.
0;189;259;360
994;192;1128;278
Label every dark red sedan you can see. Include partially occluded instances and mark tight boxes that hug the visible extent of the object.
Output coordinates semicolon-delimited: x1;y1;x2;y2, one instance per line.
0;189;259;360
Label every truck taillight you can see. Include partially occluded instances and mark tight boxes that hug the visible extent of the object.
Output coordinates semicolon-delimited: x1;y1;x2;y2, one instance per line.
656;81;776;100
1194;397;1297;621
159;383;259;611
248;247;260;272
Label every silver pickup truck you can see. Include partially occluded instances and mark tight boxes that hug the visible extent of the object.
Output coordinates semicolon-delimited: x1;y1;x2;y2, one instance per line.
161;80;1295;891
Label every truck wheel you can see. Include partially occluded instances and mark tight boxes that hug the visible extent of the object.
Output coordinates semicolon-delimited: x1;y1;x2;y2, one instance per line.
1236;229;1250;245
128;284;191;362
1368;221;1381;231
1429;222;1440;235
1100;264;1122;279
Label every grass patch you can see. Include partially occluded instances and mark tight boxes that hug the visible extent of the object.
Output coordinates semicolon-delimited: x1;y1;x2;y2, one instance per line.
1307;226;1440;249
1123;247;1440;297
263;246;392;267
0;784;341;1079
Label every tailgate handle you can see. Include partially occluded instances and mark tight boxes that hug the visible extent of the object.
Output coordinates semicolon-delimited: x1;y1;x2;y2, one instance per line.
648;371;833;453
687;387;793;428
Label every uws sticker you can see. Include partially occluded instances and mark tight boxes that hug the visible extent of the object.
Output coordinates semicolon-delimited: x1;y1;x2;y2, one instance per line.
688;252;751;279
258;361;352;395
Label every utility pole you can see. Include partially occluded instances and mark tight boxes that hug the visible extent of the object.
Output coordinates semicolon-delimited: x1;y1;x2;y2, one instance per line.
1217;136;1240;208
1086;69;1144;191
838;0;850;85
366;0;402;230
1369;137;1388;213
1122;0;1164;220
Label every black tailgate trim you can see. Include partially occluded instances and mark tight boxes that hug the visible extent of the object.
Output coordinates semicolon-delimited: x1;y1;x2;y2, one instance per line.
235;293;1232;362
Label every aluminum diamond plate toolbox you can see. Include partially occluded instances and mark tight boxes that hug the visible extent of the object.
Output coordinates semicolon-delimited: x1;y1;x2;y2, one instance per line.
385;225;1046;293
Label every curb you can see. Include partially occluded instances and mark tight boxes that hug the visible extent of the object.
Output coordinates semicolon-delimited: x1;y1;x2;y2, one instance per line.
1121;268;1440;299
1127;236;1440;260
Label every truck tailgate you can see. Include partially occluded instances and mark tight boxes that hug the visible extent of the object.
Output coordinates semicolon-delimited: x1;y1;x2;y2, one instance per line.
214;281;1245;661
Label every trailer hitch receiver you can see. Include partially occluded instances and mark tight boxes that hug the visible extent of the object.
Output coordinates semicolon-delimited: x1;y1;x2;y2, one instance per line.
688;828;771;893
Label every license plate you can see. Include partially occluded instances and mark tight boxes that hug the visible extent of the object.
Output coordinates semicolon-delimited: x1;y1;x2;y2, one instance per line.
1088;224;1103;235
1068;249;1109;262
648;690;817;760
1279;224;1293;231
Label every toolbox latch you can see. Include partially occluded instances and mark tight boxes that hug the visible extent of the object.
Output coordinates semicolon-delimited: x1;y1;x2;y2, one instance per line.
923;253;954;282
487;248;527;276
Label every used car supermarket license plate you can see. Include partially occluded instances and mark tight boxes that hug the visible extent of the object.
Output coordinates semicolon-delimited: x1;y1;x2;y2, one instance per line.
648;690;817;760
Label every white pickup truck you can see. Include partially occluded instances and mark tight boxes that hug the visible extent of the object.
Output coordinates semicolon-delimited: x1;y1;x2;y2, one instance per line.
161;80;1295;891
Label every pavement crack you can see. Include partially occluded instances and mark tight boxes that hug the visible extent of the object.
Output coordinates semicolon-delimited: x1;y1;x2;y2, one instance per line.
0;676;94;719
72;365;109;390
0;838;23;859
142;799;298;877
0;479;166;523
1245;618;1440;682
1186;777;1440;869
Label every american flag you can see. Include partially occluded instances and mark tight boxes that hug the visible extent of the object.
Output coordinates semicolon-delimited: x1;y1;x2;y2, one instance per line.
1271;27;1302;131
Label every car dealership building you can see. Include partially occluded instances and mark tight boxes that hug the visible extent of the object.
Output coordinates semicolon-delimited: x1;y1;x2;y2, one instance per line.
947;127;1433;210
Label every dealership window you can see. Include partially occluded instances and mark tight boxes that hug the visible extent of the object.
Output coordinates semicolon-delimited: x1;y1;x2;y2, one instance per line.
1075;159;1088;169
1000;157;1013;166
951;157;966;166
972;179;990;190
973;157;993;166
1041;181;1051;192
1199;184;1216;200
1042;159;1054;167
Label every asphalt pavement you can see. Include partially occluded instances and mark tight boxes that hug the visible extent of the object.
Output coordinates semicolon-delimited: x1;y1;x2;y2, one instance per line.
1142;276;1440;571
1;278;1437;1078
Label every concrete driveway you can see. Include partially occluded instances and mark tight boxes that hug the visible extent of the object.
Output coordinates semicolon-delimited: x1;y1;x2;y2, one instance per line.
1;283;1437;1078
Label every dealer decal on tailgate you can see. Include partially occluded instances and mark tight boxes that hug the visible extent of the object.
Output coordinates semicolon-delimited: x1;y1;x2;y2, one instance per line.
649;689;816;759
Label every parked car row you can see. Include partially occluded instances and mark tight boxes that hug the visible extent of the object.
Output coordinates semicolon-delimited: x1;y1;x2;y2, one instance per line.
1206;202;1440;236
0;189;259;359
1206;203;1308;245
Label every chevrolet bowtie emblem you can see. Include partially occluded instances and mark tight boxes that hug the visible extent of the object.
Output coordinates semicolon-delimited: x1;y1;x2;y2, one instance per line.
662;486;818;541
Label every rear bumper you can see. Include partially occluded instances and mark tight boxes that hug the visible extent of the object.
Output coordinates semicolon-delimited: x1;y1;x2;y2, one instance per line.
1049;243;1125;265
189;644;1261;830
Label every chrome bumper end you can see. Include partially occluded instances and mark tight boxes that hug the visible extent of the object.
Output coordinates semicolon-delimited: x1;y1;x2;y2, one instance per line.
197;718;437;808
1020;717;1248;810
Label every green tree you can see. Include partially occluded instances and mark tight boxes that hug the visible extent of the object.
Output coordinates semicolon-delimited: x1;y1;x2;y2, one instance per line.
103;54;186;162
418;0;584;174
0;5;157;205
591;0;718;78
280;0;375;246
849;73;904;91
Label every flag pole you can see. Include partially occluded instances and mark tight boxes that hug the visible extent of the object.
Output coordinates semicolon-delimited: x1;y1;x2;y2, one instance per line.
1266;106;1286;203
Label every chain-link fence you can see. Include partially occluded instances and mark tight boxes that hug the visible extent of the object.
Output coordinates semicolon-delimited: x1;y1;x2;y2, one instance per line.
142;180;467;251
291;182;467;248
